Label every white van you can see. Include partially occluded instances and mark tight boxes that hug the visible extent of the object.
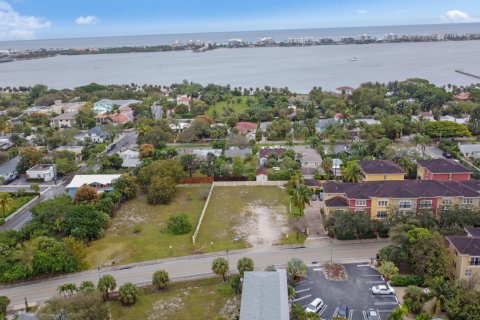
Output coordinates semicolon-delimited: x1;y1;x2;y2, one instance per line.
305;297;324;313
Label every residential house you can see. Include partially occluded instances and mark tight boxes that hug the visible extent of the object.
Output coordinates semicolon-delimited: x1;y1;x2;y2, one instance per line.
439;115;469;125
412;111;435;122
446;227;480;280
259;147;287;166
150;104;163;120
0;156;19;182
454;92;470;101
322;180;480;219
358;160;405;181
119;149;141;168
51;100;86;114
94;106;133;125
235;122;257;134
256;167;268;182
291;146;322;168
332;158;343;177
65;174;122;199
76;126;109;143
417;159;471;181
324;145;351;158
50;112;77;128
224;147;252;159
336;86;354;95
315;118;337;133
239;270;289;320
169;121;190;132
26;164;56;182
53;146;83;162
22;106;52;115
458;143;480;159
355;118;381;126
93;99;140;114
176;95;190;106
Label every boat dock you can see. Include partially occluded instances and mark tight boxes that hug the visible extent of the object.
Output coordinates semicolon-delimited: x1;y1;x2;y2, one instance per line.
455;69;480;80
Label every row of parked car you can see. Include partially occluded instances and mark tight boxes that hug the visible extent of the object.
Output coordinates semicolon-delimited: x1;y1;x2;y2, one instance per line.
305;284;395;319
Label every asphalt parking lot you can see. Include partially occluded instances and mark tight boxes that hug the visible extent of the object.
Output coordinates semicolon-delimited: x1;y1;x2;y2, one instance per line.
294;263;399;320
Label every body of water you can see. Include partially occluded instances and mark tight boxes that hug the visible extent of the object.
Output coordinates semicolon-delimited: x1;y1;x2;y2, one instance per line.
0;23;479;50
0;41;479;92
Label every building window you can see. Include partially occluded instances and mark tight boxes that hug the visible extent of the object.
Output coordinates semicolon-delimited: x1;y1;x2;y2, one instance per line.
355;208;366;214
464;198;474;205
383;175;387;180
378;200;388;207
376;211;388;218
399;201;412;209
465;270;472;277
469;257;480;266
355;199;366;207
419;200;433;209
442;198;453;206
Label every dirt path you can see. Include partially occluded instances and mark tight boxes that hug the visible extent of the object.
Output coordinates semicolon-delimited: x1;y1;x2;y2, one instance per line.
234;202;289;247
304;201;327;238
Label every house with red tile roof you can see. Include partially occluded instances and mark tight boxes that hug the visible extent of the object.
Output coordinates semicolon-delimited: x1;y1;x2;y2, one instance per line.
417;159;471;181
454;92;470;101
235;122;258;134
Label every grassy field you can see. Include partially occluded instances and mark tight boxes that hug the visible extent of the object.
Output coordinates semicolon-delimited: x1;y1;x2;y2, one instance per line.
85;185;210;267
0;194;35;218
109;278;238;320
206;96;251;116
195;186;305;252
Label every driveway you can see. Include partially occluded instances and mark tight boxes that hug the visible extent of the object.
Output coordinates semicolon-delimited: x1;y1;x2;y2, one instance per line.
294;264;399;320
305;200;326;239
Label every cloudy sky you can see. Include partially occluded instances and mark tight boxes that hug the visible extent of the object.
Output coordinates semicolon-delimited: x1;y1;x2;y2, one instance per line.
0;0;478;41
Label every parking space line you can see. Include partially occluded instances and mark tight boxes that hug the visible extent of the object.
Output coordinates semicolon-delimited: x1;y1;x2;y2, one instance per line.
374;301;399;306
294;294;312;302
357;264;370;267
295;288;311;294
362;310;367;320
348;310;353;320
319;305;327;316
371;295;397;299
366;280;385;283
313;268;323;271
332;307;339;318
363;275;383;277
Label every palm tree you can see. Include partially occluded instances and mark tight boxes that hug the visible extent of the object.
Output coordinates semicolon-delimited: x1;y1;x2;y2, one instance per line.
286;258;307;283
426;277;449;315
152;270;170;290
0;193;14;218
291;185;311;216
97;274;116;301
79;281;95;293
237;257;254;278
341;161;363;183
118;283;138;306
57;283;77;298
212;257;229;282
411;134;432;159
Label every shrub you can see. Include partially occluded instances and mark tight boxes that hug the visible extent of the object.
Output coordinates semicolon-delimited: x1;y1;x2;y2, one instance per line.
118;283;138;306
167;214;192;235
391;275;424;287
132;225;142;234
0;218;4;225
152;270;170;290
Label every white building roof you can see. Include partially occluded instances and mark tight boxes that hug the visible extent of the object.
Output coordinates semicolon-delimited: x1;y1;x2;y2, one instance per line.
66;174;122;189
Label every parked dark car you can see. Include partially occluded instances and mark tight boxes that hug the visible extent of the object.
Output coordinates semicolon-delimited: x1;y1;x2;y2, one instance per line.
337;305;349;318
442;152;453;159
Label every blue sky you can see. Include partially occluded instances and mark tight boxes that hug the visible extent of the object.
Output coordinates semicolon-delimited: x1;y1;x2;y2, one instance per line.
0;0;479;40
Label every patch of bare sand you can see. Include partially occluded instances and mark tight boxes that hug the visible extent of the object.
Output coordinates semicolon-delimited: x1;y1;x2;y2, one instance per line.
234;202;289;247
148;296;184;320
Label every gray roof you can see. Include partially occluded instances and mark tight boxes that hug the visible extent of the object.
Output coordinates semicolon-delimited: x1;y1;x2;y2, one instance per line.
87;126;107;136
225;147;252;158
51;112;76;120
0;156;19;178
240;270;289;320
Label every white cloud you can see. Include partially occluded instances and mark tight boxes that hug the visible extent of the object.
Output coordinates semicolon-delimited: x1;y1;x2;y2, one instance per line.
75;16;99;25
0;1;51;40
441;10;476;23
357;10;368;14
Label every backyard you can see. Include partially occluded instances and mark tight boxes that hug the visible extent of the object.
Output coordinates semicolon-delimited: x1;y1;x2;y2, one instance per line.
195;186;305;252
108;278;238;320
206;96;251;116
84;185;210;267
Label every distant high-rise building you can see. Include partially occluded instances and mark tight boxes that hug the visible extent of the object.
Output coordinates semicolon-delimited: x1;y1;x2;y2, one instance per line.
286;37;313;45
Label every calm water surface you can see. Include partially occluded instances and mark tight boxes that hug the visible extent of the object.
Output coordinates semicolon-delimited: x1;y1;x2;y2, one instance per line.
0;41;479;92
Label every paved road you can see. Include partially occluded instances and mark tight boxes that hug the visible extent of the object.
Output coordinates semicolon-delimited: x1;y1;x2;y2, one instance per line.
107;131;137;155
0;240;387;307
0;182;68;231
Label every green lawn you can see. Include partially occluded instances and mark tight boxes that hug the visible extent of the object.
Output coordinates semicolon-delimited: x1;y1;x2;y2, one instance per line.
195;186;305;252
85;185;211;267
0;194;35;219
108;278;238;320
206;96;252;116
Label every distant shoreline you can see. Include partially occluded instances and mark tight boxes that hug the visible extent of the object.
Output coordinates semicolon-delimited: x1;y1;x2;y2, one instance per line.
2;34;480;63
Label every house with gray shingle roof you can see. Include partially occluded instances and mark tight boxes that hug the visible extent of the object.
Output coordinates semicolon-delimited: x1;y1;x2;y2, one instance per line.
239;270;289;320
446;227;480;280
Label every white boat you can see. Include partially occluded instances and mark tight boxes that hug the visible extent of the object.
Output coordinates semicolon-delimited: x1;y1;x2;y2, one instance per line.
350;57;357;61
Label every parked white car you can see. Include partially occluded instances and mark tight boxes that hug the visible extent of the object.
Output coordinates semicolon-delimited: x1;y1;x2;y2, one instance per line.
372;284;395;295
305;298;324;313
